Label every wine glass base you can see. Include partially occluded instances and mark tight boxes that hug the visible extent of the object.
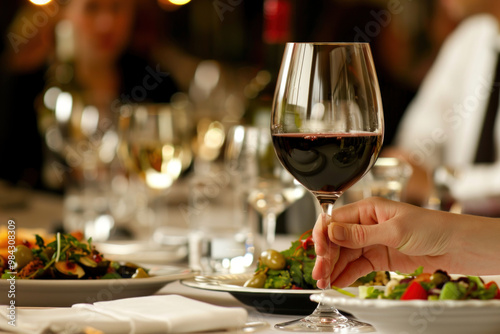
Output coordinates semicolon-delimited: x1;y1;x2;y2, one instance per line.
274;315;374;333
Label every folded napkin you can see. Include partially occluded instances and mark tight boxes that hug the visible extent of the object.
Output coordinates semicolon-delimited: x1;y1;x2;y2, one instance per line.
0;295;248;334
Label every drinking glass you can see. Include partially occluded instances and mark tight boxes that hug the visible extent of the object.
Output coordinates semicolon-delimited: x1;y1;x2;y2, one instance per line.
43;94;119;240
117;103;192;239
228;126;306;252
271;43;384;331
367;157;412;201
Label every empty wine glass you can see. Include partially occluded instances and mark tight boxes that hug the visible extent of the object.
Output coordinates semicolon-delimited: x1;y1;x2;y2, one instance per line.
43;95;119;241
271;43;384;331
249;127;306;251
225;125;306;252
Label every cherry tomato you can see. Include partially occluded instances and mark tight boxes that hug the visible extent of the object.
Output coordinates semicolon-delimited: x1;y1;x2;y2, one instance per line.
485;281;500;299
401;281;428;300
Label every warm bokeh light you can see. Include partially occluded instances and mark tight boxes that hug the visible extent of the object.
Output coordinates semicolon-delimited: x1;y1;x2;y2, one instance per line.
169;0;191;5
29;0;52;5
157;0;191;11
54;92;73;123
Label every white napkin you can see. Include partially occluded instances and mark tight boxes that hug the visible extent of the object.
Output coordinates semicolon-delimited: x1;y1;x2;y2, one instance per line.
0;295;248;334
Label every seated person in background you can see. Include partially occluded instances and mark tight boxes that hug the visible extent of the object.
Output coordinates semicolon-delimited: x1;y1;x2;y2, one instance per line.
390;0;500;215
312;197;500;289
0;0;178;191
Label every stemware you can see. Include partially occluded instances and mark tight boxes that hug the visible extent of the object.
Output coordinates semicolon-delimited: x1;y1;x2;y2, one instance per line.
227;125;306;252
117;103;192;239
367;157;412;201
43;94;119;240
271;43;384;331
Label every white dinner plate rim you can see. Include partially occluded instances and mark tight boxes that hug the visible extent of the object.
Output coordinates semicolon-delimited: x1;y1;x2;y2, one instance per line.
313;293;500;309
183;273;500;298
0;264;198;307
94;240;188;264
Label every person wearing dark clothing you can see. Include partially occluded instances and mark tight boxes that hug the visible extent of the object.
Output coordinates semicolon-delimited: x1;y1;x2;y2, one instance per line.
0;0;178;191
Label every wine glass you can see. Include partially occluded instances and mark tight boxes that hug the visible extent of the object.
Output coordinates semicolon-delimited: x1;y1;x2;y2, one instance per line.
229;125;306;252
271;43;384;331
42;93;119;240
367;157;412;201
117;103;192;239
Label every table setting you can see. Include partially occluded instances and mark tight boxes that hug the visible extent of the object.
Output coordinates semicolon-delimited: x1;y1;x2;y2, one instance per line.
1;41;500;334
0;295;248;334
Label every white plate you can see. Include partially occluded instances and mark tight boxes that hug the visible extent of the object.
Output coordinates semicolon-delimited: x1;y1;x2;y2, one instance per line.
182;273;357;315
1;265;196;307
311;275;500;334
95;240;188;264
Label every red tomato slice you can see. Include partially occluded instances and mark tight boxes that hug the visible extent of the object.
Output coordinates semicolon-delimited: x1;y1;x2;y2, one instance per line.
485;281;500;299
401;281;428;300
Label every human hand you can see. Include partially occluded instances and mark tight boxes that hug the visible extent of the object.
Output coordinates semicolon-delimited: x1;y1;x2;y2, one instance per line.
312;197;458;288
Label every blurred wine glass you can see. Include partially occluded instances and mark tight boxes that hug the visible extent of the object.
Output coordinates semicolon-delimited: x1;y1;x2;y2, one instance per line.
117;103;192;239
226;125;305;252
367;157;412;201
42;91;119;240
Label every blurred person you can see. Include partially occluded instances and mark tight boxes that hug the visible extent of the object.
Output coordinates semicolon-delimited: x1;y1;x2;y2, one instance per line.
309;1;457;149
312;197;500;289
391;0;500;213
306;1;452;207
0;0;178;191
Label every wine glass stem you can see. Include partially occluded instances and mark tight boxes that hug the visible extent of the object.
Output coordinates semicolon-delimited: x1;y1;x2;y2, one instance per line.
312;196;347;319
320;199;337;292
315;192;340;216
320;200;336;217
319;197;339;290
262;212;277;251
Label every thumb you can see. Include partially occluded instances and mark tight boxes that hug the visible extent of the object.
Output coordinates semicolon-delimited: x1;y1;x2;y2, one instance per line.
327;221;398;249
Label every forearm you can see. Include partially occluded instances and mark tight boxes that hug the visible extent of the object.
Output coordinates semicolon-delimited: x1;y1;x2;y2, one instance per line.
447;212;500;275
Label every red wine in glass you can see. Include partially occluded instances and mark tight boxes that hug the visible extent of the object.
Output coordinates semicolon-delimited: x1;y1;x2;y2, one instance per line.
272;132;383;198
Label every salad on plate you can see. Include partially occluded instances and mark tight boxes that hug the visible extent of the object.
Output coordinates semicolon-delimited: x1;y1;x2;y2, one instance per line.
359;267;500;301
1;232;149;280
243;230;317;289
243;230;390;291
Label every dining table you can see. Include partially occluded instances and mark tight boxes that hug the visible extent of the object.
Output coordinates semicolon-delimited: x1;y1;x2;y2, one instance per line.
1;189;499;334
0;188;329;334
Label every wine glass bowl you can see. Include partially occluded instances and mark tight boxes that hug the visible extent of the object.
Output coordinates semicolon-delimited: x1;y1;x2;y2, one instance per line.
272;43;383;206
118;104;192;191
271;42;384;332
